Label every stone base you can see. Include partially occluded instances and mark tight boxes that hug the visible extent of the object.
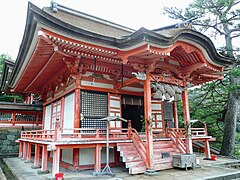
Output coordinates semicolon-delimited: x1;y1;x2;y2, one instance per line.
31;165;41;169
24;160;32;163
144;169;160;176
37;170;50;175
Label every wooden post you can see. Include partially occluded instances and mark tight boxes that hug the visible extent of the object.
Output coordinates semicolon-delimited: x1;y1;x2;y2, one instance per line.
144;73;154;170
19;141;23;158
41;145;48;172
33;144;41;168
173;102;179;128
182;82;193;154
204;139;211;159
52;147;60;177
26;143;32;162
94;144;101;173
12;111;16;127
74;75;81;131
22;142;27;160
73;148;79;170
128;120;132;139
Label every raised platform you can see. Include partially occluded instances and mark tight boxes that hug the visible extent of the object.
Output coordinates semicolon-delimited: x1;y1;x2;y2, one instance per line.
3;155;240;180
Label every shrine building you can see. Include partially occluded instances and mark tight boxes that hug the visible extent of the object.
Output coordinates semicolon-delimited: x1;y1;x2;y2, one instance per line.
4;2;234;177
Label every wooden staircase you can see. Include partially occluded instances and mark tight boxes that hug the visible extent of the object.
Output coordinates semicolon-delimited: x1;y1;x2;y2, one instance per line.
117;142;147;174
153;140;180;170
117;140;181;174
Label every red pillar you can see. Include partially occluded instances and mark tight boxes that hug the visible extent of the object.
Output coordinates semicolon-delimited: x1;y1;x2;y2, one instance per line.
19;141;23;158
33;144;41;167
74;75;81;130
94;144;101;173
26;143;32;162
204;140;211;159
22;142;27;160
182;83;193;154
173;102;179;128
52;147;60;176
41;145;48;172
144;73;154;170
73;148;79;170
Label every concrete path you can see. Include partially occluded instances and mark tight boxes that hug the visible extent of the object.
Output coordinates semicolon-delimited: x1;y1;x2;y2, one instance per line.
3;155;240;180
0;166;7;180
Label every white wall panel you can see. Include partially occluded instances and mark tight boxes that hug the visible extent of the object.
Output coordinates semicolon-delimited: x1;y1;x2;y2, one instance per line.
63;93;75;133
44;105;51;130
101;147;114;163
79;148;94;165
62;149;73;164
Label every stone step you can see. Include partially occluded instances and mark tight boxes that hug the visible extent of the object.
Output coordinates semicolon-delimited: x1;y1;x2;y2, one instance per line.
154;157;172;165
129;165;147;174
117;145;136;152
154;158;173;170
126;160;145;168
122;154;142;163
120;150;139;157
153;142;174;148
154;147;178;153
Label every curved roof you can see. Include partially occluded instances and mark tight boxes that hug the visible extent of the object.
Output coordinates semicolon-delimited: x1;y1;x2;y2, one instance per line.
0;59;14;92
8;2;234;93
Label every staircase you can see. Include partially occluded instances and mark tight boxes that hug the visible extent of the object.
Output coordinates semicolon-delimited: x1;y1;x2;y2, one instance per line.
117;140;181;174
153;140;180;170
117;142;147;174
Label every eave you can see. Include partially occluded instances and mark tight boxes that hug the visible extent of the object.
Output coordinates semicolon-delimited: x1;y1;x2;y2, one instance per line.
9;2;235;94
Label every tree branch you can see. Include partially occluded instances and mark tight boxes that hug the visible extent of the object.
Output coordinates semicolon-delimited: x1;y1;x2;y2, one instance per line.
231;33;240;39
229;28;240;33
192;22;227;35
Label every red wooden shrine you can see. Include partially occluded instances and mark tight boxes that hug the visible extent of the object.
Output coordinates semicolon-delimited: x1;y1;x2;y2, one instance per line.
2;2;234;177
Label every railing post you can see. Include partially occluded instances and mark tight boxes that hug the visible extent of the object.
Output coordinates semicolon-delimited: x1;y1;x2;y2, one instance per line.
96;129;100;138
128;120;132;139
166;127;169;138
204;122;207;136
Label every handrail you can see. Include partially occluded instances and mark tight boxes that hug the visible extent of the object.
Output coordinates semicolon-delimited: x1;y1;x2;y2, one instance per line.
167;128;186;153
21;128;131;141
131;128;149;167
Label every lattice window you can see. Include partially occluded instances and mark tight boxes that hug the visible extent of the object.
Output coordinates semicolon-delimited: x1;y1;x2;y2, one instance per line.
15;114;37;122
0;113;12;121
81;91;108;130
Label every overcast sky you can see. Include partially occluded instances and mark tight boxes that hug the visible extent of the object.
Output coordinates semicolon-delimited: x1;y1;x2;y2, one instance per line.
0;0;196;60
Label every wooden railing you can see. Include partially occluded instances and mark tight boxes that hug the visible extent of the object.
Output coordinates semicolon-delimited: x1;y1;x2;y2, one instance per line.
131;128;149;166
21;127;131;142
21;129;55;141
166;128;187;153
60;128;130;141
0;111;42;127
166;124;208;153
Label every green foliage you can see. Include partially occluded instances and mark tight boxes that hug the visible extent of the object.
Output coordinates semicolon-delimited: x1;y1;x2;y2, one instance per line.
0;53;11;76
163;0;240;55
163;0;240;155
0;93;23;102
189;78;231;145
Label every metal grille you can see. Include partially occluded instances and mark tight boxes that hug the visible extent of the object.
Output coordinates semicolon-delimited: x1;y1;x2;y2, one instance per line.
81;91;108;129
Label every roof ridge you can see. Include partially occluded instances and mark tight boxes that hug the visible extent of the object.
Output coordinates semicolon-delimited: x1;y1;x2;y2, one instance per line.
50;1;135;33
